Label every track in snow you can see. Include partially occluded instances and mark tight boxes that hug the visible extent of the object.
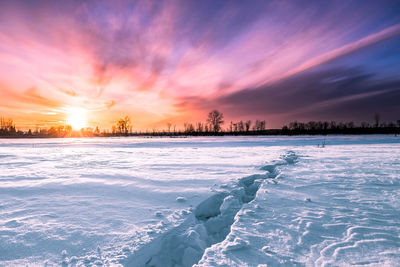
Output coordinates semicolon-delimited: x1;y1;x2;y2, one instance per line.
124;151;298;267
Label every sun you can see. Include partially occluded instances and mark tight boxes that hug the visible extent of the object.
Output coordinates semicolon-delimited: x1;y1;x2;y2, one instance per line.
66;107;88;130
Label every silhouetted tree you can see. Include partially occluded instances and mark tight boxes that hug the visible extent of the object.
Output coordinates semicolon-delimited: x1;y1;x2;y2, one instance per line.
374;113;380;128
65;125;72;133
48;127;57;137
207;110;224;132
245;120;252;132
167;123;172;133
3;113;400;138
116;116;131;135
57;125;64;135
260;120;266;130
0;117;15;133
347;122;354;129
184;122;195;133
238;121;244;132
253;120;266;131
196;122;204;133
289;121;298;131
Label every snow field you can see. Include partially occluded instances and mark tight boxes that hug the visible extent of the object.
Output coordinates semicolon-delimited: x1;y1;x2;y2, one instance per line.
197;143;400;266
0;136;399;266
125;152;298;266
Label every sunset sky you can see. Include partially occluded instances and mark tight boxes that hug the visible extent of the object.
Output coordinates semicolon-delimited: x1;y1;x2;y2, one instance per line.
1;0;400;130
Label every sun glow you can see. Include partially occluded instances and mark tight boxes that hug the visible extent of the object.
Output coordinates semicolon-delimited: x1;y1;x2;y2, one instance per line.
66;107;88;130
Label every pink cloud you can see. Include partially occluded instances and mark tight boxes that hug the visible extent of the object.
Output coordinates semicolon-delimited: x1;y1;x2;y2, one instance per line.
0;1;399;129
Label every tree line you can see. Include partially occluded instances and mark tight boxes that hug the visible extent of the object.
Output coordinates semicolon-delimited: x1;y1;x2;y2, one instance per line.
180;110;266;134
1;111;400;138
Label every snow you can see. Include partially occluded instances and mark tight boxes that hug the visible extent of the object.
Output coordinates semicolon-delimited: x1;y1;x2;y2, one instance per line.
197;141;400;267
0;136;399;266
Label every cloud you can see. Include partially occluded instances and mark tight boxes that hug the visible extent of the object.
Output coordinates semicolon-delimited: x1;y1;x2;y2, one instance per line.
186;67;400;125
0;86;62;109
1;0;400;128
270;23;400;85
58;88;77;97
106;100;116;109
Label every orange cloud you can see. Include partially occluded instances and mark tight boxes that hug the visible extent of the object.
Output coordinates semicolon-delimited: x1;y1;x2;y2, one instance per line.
0;1;399;130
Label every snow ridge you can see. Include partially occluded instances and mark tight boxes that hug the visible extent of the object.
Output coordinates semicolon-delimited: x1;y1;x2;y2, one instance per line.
124;151;298;267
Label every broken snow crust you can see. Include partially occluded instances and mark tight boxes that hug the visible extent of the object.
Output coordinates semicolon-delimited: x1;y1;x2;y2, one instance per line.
124;152;298;267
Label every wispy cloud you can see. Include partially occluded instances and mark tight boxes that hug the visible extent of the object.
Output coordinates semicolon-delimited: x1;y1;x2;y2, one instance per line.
0;0;399;128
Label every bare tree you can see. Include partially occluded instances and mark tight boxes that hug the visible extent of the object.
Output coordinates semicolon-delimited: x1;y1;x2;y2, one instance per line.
116;116;131;135
65;125;72;133
374;113;380;128
238;121;244;132
245;120;252;132
196;122;204;133
166;122;172;133
253;120;266;131
259;120;266;130
184;122;195;133
207;110;224;132
253;120;260;131
0;117;15;132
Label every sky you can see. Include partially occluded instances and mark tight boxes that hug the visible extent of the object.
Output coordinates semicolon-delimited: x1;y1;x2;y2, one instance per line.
0;0;400;130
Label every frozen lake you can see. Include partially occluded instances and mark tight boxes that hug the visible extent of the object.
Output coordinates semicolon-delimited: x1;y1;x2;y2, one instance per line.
0;136;399;266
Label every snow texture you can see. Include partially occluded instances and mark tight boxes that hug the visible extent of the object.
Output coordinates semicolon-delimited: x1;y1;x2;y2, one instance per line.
0;135;399;266
124;151;298;267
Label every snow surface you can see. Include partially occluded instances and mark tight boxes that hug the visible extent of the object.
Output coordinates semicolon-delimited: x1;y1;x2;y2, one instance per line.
0;136;399;266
